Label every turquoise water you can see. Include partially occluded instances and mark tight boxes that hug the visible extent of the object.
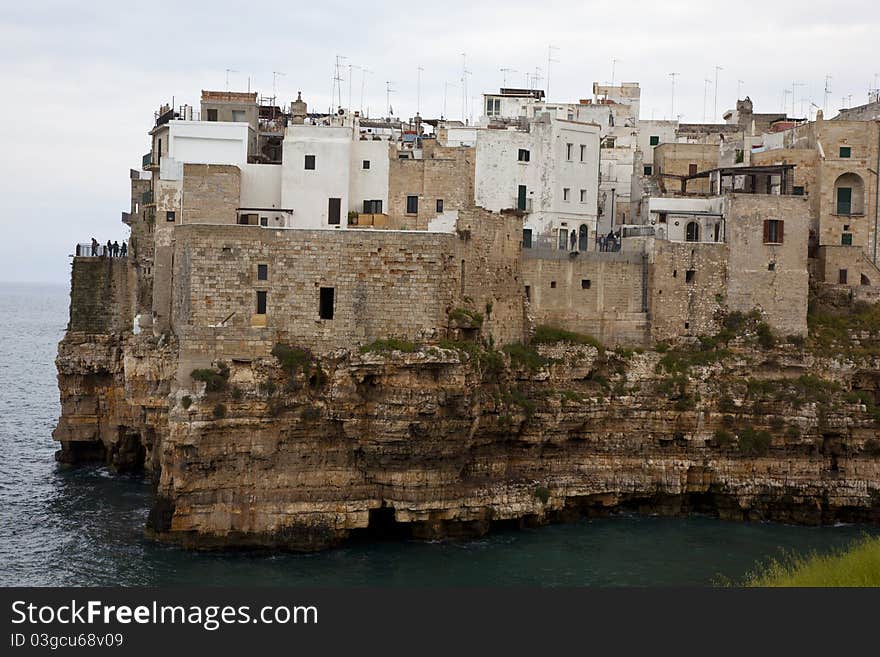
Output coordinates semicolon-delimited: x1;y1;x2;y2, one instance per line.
0;282;876;587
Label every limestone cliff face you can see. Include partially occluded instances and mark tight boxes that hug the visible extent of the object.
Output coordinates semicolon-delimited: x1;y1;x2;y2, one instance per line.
55;328;880;551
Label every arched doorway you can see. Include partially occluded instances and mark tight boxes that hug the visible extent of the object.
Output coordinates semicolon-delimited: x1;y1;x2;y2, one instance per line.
685;221;700;242
835;172;865;215
578;224;589;251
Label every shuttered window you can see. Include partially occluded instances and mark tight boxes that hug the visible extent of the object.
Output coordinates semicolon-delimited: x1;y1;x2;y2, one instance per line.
763;219;784;244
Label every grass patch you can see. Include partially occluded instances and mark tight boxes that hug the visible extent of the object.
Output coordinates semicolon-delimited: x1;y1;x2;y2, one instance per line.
532;325;604;353
745;535;880;587
503;342;550;371
448;307;484;328
271;344;313;376
359;338;417;354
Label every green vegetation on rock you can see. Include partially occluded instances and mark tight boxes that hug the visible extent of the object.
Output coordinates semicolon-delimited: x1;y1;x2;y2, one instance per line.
745;536;880;587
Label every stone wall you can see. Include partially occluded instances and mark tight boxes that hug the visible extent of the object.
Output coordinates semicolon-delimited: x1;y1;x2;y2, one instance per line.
170;209;525;361
182;164;241;225
726;194;810;336
68;257;134;334
648;241;727;341
387;140;474;230
521;251;650;345
654;143;720;194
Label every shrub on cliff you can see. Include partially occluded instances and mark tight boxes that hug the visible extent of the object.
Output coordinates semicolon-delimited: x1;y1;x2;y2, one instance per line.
191;362;230;393
503;343;549;371
448;307;484;329
712;430;735;448
533;486;551;504
271;344;313;376
181;395;192;410
213;403;227;419
737;428;772;456
532;326;604;353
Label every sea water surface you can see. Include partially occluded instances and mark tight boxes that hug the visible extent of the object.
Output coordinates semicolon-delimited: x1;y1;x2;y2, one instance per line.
0;281;876;587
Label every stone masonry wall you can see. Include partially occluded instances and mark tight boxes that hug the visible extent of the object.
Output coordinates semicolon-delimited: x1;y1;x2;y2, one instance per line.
182;164;241;225
521;252;649;346
68;257;134;334
648;241;728;342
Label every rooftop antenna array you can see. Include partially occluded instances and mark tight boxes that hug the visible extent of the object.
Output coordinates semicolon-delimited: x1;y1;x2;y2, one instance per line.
225;68;239;92
460;53;471;123
500;67;517;86
546;45;559;98
713;65;723;121
332;55;347;110
668;72;679;120
824;75;832;114
703;78;712;122
359;67;372;116
272;71;285;104
610;58;619;87
386;80;395;117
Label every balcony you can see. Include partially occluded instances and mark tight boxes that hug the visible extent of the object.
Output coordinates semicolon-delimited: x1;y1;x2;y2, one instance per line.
142;189;154;205
121;211;131;226
142;152;157;169
513;198;533;213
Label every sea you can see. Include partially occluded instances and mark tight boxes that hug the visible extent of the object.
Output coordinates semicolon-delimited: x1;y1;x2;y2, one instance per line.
0;281;875;587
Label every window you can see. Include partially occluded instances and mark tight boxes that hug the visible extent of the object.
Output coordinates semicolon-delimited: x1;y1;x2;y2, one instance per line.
304;155;316;170
486;97;501;116
581;279;591;289
763;219;784;244
517;185;527;211
601;137;616;149
793;185;805;196
658;212;667;224
524;285;531;301
558;229;567;250
840;146;851;158
579;144;586;162
685;221;700;242
231;110;246;122
328;197;341;225
837;187;852;214
550;281;557;289
839;269;848;284
522;228;532;249
563;188;570;201
842;232;853;245
644;165;653;176
685;270;695;283
688;163;698;176
768;262;776;271
319;287;334;319
579;189;586;203
166;211;175;222
649;135;660;146
256;290;267;315
363;160;370;169
260;216;268;227
257;264;268;281
436;199;444;213
517;148;530;162
206;108;218;122
566;143;573;160
406;195;418;214
363;199;383;214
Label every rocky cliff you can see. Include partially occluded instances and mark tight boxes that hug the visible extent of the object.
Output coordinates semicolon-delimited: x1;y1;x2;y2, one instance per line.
54;308;880;551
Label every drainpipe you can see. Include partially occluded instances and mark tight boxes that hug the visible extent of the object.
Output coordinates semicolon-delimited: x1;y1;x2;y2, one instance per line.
874;120;880;264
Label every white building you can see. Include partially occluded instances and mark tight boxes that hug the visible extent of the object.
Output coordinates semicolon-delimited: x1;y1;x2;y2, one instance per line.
470;114;600;250
646;196;726;242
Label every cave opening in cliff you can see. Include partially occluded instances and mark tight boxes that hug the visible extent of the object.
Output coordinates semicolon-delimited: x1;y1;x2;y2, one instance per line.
355;505;413;541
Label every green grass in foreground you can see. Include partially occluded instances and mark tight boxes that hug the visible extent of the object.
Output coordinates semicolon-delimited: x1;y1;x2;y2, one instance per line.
745;535;880;587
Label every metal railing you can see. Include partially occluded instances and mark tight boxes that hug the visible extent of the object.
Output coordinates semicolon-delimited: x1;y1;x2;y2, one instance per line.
142;152;153;169
142;189;154;205
74;243;128;258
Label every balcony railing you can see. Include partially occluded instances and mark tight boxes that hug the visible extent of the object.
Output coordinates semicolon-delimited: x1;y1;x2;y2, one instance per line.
142;189;154;205
514;198;533;212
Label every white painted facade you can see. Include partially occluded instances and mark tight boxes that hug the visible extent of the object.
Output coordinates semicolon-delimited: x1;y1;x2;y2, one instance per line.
472;116;600;250
646;196;726;242
154;120;251;181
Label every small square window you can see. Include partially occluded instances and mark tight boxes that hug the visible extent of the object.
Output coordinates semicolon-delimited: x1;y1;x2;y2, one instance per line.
581;279;591;289
793;185;805;196
206;108;218;122
406;195;418;214
768;262;776;271
644;165;653;176
840;146;851;158
257;264;268;280
649;135;660;146
319;287;335;320
685;269;695;283
363;160;370;169
260;216;268;227
550;281;557;289
166;211;176;222
436;199;444;213
842;233;853;245
517;148;530;162
304;154;316;170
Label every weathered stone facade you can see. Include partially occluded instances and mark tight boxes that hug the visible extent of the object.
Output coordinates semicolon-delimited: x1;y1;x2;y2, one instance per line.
181;164;241;225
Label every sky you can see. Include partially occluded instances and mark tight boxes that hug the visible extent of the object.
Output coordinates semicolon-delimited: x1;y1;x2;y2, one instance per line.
1;0;878;283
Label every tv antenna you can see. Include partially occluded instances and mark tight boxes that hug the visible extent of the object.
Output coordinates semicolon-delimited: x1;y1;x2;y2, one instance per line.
824;75;832;114
610;58;620;87
225;68;239;91
385;81;395;117
668;72;679;120
500;67;517;87
703;78;712;122
546;45;559;98
359;67;372;115
272;71;285;102
713;65;723;121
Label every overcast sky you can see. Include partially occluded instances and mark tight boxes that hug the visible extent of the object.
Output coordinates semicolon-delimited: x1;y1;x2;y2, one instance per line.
1;0;878;283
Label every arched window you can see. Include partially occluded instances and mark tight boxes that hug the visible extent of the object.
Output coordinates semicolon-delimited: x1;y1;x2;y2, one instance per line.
685;221;700;242
835;172;865;215
578;224;589;251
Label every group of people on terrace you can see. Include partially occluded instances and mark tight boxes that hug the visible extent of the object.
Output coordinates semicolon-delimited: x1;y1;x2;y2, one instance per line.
79;238;128;258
